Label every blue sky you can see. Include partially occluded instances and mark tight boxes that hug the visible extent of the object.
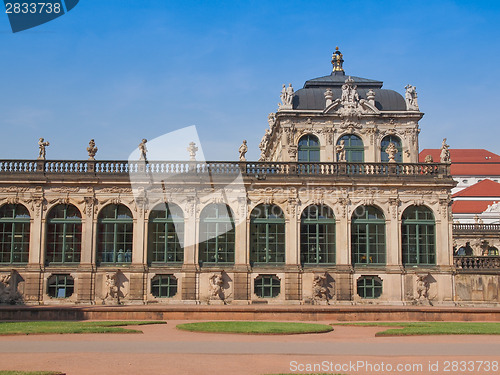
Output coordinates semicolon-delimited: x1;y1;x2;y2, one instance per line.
1;0;499;161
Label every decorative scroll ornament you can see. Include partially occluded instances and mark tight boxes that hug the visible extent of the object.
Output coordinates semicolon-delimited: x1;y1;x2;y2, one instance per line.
258;129;271;161
267;113;276;128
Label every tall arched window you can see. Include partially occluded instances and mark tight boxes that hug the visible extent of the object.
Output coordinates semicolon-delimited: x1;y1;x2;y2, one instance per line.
250;204;285;265
298;134;320;162
97;204;133;264
148;203;184;264
0;204;30;264
300;205;335;265
337;134;364;162
351;206;385;265
402;206;435;265
199;204;235;265
381;135;402;162
46;204;82;265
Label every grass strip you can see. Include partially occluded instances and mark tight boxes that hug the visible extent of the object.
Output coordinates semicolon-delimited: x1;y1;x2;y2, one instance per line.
0;321;165;335
177;321;333;335
0;372;64;375
333;322;500;336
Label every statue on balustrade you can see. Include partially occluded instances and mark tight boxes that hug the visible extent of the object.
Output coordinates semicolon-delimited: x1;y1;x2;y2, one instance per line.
239;140;248;161
139;139;148;161
37;138;50;160
336;140;346;162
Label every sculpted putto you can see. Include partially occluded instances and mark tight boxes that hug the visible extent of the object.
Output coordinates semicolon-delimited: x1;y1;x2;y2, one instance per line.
209;272;224;300
239;140;248;161
38;138;50;160
139;139;148;160
313;273;329;301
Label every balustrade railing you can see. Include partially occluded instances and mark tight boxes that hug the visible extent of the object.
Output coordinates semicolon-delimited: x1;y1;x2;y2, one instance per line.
454;256;500;270
44;160;87;173
0;160;38;173
453;223;500;233
0;159;451;178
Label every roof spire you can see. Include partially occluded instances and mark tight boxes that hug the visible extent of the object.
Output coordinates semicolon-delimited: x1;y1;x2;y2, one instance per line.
331;46;345;75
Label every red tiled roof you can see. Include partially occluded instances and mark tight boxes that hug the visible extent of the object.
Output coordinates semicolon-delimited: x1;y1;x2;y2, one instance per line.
419;149;500;176
452;200;496;214
453;179;500;198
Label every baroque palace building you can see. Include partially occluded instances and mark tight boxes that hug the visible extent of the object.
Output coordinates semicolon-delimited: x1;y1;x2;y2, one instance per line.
2;48;495;306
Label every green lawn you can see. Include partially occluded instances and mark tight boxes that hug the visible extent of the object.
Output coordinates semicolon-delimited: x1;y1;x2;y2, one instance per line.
0;321;165;335
0;372;64;375
176;321;333;334
333;322;500;336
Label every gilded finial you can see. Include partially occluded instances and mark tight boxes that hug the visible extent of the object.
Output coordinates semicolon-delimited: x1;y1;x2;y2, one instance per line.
331;47;344;73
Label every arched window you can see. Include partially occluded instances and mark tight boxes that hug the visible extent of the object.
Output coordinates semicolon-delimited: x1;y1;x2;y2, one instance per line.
97;204;133;264
381;135;402;162
337;134;364;162
402;206;435;265
298;134;320;162
199;204;235;265
300;205;335;265
46;204;82;265
351;206;386;265
250;204;285;265
0;204;30;264
148;203;184;264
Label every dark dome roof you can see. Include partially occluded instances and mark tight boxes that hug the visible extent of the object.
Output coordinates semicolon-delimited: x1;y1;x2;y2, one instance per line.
293;72;406;111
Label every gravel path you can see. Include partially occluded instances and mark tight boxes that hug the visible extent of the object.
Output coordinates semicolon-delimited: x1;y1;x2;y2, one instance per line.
0;321;498;375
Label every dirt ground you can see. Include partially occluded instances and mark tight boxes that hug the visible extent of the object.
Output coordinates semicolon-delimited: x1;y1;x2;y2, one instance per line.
0;321;498;375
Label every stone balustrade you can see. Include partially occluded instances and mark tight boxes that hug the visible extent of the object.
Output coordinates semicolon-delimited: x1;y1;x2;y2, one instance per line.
0;159;451;178
453;223;500;234
454;256;500;271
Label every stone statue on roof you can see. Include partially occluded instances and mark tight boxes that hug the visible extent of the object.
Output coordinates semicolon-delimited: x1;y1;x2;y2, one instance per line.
405;84;419;111
440;138;451;163
139;139;148;161
239;140;248;161
187;141;198;161
87;139;98;160
278;83;294;110
37;138;50;160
